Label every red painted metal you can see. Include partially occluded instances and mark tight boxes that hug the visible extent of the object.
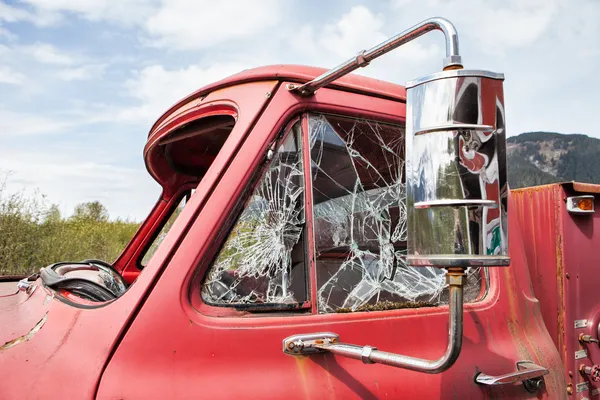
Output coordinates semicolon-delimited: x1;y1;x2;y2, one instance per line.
0;80;278;399
0;66;571;399
514;183;600;398
96;82;565;399
149;65;407;137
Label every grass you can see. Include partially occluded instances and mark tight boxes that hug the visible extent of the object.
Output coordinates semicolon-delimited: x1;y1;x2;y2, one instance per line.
0;173;140;276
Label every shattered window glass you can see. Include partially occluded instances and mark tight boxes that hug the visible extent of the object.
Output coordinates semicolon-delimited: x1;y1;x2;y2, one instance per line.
309;114;483;313
201;122;307;306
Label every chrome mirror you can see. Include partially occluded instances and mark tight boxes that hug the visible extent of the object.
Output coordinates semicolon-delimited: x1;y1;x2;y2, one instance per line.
283;16;510;375
406;69;509;267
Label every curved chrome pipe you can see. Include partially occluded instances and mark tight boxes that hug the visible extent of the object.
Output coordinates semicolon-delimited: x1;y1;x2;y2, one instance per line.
290;17;462;96
283;270;465;374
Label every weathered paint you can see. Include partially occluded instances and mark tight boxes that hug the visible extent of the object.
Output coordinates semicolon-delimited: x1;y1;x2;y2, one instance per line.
98;80;565;399
514;183;600;398
0;66;569;399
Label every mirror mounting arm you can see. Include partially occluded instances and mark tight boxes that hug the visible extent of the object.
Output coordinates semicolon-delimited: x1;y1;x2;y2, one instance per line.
282;269;465;374
288;17;462;96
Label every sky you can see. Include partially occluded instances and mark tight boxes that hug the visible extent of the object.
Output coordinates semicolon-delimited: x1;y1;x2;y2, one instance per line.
1;0;598;221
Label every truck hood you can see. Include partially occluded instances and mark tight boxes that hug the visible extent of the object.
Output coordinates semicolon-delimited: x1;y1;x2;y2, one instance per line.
0;278;50;351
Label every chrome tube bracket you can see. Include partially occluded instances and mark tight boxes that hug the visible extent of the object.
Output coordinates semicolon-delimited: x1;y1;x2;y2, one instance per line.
283;270;465;374
289;17;462;96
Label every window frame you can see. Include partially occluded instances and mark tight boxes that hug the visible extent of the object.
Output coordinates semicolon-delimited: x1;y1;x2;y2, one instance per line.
136;183;197;270
187;83;493;322
194;111;489;315
199;116;313;312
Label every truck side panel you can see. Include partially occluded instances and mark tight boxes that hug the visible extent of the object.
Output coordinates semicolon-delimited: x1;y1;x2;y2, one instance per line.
514;183;600;397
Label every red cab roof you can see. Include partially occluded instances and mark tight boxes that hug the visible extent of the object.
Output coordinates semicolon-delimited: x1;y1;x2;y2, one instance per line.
150;64;407;134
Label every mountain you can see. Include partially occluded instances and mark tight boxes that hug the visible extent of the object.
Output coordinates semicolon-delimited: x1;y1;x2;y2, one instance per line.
506;132;600;188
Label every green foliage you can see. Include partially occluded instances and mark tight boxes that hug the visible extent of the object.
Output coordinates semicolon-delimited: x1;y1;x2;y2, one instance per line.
0;173;139;276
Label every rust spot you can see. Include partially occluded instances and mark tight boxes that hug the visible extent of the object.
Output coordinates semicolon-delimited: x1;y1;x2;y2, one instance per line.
571;182;600;194
294;356;311;399
0;313;48;351
555;202;567;365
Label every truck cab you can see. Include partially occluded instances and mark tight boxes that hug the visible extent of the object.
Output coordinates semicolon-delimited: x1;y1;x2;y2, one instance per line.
0;18;575;399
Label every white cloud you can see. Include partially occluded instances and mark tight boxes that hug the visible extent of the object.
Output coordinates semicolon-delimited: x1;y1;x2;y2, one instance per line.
320;6;387;58
0;1;60;26
0;146;159;220
289;5;440;84
0;110;74;136
144;0;282;50
0;65;26;85
56;64;106;81
19;0;156;25
389;0;559;54
20;42;75;65
119;62;247;125
0;26;18;41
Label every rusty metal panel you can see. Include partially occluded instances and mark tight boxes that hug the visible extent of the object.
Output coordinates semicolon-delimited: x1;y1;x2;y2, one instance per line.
571;182;600;194
514;182;600;398
511;186;563;357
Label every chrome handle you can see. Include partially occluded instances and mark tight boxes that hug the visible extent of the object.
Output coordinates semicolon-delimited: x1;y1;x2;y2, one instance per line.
475;361;548;393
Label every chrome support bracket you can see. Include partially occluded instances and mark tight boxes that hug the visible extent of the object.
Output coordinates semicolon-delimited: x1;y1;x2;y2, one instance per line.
283;332;339;356
283;270;465;374
289;17;462;96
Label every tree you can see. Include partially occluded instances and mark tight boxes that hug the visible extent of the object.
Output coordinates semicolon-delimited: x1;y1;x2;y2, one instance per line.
71;201;109;222
44;204;62;223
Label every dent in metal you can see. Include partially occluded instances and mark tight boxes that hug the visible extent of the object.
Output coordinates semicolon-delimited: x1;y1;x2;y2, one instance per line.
0;313;48;351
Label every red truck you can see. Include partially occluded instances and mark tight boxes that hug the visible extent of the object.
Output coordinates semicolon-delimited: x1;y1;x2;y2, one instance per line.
0;17;598;399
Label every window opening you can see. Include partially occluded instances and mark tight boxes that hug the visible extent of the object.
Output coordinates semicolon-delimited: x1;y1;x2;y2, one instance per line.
202;122;307;306
140;192;190;267
308;114;483;313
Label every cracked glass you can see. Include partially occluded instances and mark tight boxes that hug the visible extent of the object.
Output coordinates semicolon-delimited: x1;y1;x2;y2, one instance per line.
308;114;483;313
202;122;307;306
201;113;484;312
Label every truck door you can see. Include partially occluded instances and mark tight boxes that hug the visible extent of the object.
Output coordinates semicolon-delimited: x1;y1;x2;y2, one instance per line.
97;84;566;399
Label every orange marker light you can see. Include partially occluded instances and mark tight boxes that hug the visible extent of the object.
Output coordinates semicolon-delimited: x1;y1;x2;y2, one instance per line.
567;195;595;214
